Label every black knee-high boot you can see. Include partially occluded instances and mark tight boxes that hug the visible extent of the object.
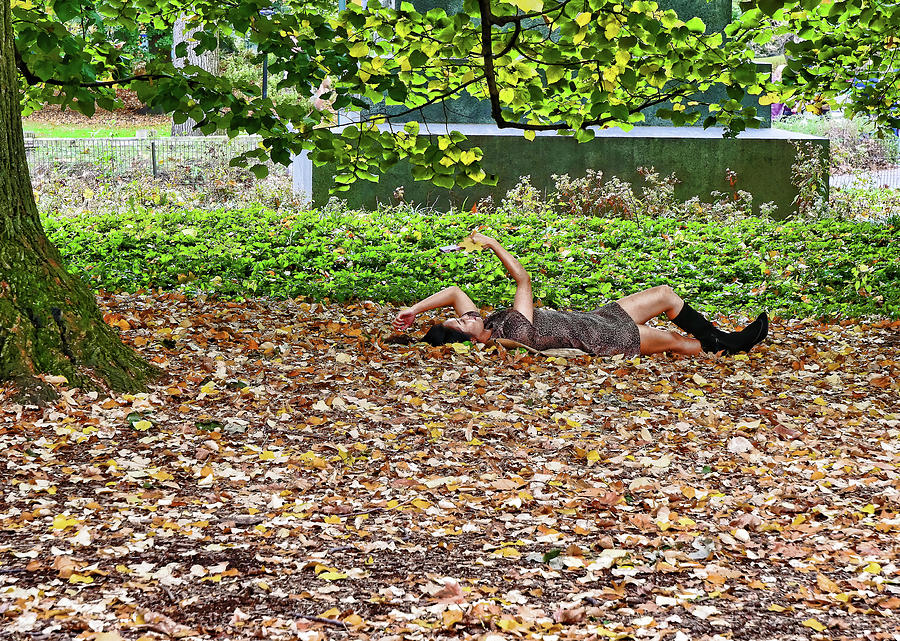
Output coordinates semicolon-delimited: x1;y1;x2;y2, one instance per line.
672;303;768;354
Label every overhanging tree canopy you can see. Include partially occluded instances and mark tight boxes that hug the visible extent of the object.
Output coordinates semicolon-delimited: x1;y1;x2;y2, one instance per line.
3;0;900;400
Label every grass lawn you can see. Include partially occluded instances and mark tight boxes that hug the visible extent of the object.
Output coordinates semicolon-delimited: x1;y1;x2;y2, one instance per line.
22;121;171;138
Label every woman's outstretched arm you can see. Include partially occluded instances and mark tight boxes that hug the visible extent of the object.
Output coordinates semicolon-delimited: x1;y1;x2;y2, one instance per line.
471;233;534;323
392;286;477;331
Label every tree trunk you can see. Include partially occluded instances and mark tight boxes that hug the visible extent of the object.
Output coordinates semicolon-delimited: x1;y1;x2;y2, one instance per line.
171;14;219;136
1;0;160;403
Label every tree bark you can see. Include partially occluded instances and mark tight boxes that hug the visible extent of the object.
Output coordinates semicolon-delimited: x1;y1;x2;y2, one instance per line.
1;0;160;403
171;14;219;136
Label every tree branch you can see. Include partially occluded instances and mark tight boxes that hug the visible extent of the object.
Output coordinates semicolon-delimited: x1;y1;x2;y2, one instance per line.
476;0;507;126
494;20;521;59
14;46;206;90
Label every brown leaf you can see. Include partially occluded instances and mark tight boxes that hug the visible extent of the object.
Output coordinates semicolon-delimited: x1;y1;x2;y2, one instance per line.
52;555;80;579
590;491;622;507
771;542;807;558
554;605;586;624
433;579;466;604
137;609;196;638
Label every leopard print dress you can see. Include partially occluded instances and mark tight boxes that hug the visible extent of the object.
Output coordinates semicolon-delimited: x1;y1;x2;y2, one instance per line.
478;302;641;356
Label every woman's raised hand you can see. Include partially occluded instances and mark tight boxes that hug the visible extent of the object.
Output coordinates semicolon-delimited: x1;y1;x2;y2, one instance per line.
392;308;417;331
469;231;495;247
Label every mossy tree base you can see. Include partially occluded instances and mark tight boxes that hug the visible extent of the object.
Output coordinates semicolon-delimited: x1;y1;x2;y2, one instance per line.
0;223;160;403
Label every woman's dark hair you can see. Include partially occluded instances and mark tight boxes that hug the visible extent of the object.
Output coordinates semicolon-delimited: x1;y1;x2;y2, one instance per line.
422;324;471;346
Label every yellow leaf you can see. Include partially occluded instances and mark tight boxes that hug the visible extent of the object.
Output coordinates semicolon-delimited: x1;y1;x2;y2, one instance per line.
605;20;621;39
150;469;173;481
132;420;152;431
801;619;827;632
68;573;93;584
497;616;520;631
575;12;591;27
319;571;348;581
494;546;521;558
412;498;431;510
349;42;369;58
458;236;484;253
323;515;342;524
767;604;787;612
524;129;535;141
52;515;80;530
344;614;365;627
259;450;275;461
861;504;875;514
510;0;542;12
451;342;470;354
864;562;882;574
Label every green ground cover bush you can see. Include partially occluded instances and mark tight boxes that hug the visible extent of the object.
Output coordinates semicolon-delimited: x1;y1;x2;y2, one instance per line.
43;205;899;320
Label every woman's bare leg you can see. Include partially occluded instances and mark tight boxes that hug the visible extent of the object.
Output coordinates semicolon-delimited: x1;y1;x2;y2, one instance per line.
616;285;685;325
638;325;701;356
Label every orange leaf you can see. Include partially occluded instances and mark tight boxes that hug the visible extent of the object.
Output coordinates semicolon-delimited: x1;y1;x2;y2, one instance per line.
816;573;840;593
442;609;464;628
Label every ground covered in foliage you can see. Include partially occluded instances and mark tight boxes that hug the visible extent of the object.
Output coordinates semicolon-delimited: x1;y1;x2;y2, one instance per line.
1;293;898;640
41;207;900;320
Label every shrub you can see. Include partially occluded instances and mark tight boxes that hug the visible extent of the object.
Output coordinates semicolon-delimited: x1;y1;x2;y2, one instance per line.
42;204;900;320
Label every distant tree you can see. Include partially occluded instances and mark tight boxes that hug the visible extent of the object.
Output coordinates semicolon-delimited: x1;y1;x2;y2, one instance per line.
171;13;219;135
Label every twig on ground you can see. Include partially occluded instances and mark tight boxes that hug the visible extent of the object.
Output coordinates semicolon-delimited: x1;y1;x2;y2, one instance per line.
295;614;348;628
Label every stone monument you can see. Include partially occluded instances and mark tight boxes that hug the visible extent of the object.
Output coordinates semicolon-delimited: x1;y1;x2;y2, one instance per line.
297;0;827;217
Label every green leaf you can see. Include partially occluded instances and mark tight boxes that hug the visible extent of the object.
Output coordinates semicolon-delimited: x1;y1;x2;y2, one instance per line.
684;17;706;33
546;65;566;85
52;0;79;22
432;174;455;189
543;549;561;563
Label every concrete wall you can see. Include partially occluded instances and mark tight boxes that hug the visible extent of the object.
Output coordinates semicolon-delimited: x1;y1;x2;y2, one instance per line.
310;126;828;219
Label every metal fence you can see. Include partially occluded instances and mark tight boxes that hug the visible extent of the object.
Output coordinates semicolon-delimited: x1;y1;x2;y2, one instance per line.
830;134;900;189
25;135;267;183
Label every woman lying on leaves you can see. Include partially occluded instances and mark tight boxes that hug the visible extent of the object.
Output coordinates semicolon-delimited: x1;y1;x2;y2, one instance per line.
391;232;768;356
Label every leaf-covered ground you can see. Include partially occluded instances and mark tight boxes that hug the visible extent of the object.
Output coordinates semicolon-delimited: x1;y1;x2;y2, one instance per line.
1;293;898;641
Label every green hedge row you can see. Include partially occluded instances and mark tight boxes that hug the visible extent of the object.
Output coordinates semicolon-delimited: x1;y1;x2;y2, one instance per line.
43;206;900;319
